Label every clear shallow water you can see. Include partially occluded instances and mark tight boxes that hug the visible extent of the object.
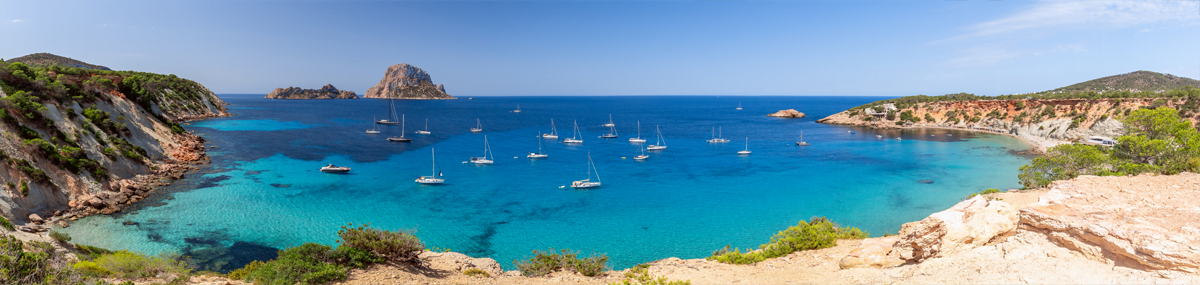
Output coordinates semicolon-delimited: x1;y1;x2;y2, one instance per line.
61;95;1034;272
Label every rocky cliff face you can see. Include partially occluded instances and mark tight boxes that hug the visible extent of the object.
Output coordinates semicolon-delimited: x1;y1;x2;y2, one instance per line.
363;64;455;100
816;98;1188;141
265;84;358;99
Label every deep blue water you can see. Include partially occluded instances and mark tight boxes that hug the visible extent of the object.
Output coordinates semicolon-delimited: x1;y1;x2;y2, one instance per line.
61;95;1034;272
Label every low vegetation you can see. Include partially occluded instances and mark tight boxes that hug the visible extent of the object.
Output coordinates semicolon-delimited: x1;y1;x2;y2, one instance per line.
708;217;867;265
0;215;14;231
73;251;191;281
514;248;610;277
462;268;490;277
609;264;690;285
229;223;418;284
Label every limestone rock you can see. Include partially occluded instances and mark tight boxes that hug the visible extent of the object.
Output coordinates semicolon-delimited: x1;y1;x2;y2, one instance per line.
363;64;455;99
767;109;807;118
265;84;358;99
839;236;903;269
28;214;44;224
891;197;1019;262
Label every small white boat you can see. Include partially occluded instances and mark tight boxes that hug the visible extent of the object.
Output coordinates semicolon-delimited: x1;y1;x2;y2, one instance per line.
600;123;618;138
470;135;494;164
570;152;602;189
528;133;548;158
896;137;902;141
542;119;559;139
629;121;646;143
470;119;483;133
736;102;742;110
366;115;381;134
415;148;444;184
387;114;412;142
876;135;883;139
563;120;584;144
416;118;431;135
602;114;615;127
320;164;350;173
646;125;667;150
796;130;810;146
707;126;729;143
513;104;521;113
738;137;751;155
634;145;648;160
377;99;400;125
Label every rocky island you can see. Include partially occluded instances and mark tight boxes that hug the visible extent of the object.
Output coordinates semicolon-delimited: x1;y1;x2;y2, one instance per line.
767;109;807;118
265;84;358;99
364;63;455;99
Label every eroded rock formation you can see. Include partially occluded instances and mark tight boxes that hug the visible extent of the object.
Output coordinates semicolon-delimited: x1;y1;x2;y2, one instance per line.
265;84;358;99
767;109;807;118
364;64;455;100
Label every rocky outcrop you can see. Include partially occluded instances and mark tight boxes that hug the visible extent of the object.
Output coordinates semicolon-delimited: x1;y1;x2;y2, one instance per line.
767;109;807;118
890;196;1019;262
265;84;358;99
364;64;455;100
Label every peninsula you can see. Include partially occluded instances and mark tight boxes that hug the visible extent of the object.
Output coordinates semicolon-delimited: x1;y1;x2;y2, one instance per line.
265;84;358;99
364;63;455;100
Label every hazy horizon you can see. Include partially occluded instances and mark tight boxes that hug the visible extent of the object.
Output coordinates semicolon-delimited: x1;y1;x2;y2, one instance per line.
2;0;1196;96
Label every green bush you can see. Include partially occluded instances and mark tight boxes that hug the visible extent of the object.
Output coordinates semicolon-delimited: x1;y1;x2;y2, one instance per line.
966;188;1003;199
19;180;28;196
49;231;71;243
609;264;690;285
0;234;86;284
514;248;610;277
337;223;424;263
226;260;262;280
329;245;382;269
463;268;490;277
72;250;190;279
0;215;14;231
240;243;348;285
74;244;114;261
708;217;867;264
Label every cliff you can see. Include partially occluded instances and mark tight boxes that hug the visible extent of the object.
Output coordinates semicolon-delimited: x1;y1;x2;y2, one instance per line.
265;84;358;99
363;63;455;100
0;57;229;227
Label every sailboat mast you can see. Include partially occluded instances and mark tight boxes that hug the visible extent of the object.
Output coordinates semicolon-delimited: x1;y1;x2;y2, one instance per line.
431;148;436;176
402;114;405;135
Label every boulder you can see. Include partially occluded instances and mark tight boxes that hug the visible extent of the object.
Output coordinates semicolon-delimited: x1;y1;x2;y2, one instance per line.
28;214;44;224
469;257;504;277
767;109;807;118
363;64;455;99
891;197;1018;262
839;236;903;269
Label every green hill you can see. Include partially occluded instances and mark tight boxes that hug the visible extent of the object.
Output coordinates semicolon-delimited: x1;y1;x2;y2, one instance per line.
1045;70;1199;93
3;52;111;70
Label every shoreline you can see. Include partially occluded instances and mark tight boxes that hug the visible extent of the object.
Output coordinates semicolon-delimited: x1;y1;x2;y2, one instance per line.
895;124;1066;154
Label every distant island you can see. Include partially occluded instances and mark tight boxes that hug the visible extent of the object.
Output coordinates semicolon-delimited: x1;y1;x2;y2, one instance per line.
265;84;358;99
364;63;455;100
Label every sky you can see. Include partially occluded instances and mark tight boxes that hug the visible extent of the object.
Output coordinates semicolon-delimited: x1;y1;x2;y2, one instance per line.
0;0;1196;96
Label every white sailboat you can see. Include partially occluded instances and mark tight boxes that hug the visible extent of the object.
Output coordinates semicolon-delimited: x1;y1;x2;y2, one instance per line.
377;99;400;125
387;114;412;142
600;123;617;138
736;102;743;110
570;152;601;189
416;118;431;134
542;119;559;139
646;125;667;150
470;118;483;133
513;104;521;113
796;130;810;146
707;126;729;143
366;115;381;134
469;135;494;164
415;148;444;184
528;133;548;158
634;145;648;160
628;121;646;143
563;120;583;144
602;114;615;127
738;137;751;155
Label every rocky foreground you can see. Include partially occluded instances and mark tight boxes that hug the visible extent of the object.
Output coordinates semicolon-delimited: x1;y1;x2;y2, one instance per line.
265;84;358;99
313;173;1200;284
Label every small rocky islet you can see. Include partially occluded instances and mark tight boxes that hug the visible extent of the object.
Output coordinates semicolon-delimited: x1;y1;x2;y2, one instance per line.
265;84;358;99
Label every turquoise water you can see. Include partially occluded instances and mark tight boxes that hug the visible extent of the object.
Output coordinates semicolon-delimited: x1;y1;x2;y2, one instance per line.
61;95;1034;272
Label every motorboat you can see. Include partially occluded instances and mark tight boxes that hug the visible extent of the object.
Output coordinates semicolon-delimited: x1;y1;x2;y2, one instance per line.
320;164;350;173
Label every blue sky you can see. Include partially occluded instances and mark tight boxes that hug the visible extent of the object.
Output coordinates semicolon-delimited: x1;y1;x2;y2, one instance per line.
0;0;1196;96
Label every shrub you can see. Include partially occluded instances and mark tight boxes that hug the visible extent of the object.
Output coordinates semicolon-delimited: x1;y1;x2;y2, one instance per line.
924;113;935;123
49;231;71;243
74;244;114;261
463;268;490;277
19;180;28;196
226;260;262;280
0;234;86;284
0;216;13;231
708;217;867;265
514;248;609;277
241;243;347;285
966;188;1003;199
337;223;424;263
329;245;383;269
609;264;690;285
72;251;191;279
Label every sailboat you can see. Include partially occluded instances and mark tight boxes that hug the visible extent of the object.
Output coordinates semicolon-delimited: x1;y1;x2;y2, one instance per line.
736;102;743;110
513;104;521;113
628;121;646;143
377;99;400;125
366;116;381;134
602;114;615;127
796;130;810;146
416;118;431;135
634;145;648;160
415;148;444;184
570;152;601;189
387;114;413;142
600;123;618;138
470;118;483;133
738;137;751;155
707;126;729;143
542;119;559;139
528;133;548;158
646;126;667;150
469;135;494;164
563;120;583;144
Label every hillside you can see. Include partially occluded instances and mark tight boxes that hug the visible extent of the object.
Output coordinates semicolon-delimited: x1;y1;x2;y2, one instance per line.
0;56;228;227
1045;70;1200;94
3;53;111;71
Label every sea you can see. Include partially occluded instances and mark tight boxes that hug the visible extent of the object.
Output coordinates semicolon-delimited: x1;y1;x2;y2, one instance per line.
59;95;1036;272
